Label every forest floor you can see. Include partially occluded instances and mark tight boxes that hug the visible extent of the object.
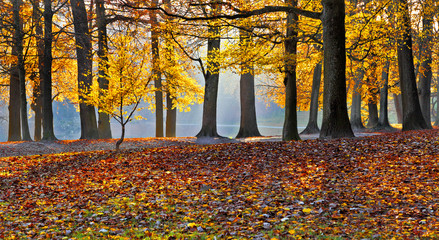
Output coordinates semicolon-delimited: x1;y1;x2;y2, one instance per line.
0;130;382;158
0;129;438;239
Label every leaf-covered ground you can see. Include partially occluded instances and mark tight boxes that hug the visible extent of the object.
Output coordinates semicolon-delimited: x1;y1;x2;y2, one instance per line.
1;129;439;239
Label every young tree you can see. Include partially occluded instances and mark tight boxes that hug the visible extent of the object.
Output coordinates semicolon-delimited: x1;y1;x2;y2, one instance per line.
71;0;99;139
85;31;153;150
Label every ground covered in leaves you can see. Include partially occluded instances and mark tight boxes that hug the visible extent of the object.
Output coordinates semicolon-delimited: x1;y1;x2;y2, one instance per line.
1;129;439;239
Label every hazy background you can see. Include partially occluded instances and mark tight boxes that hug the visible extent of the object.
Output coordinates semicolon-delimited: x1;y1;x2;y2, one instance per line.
0;73;400;142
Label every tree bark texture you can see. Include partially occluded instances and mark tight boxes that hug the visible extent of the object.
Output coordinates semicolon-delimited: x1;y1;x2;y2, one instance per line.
8;4;21;141
350;70;365;130
418;5;433;128
236;29;261;138
319;0;354;139
196;24;221;137
8;66;21;141
151;0;163;137
96;0;112;139
396;0;428;131
165;94;176;137
282;0;300;141
301;62;322;134
393;93;403;124
366;102;378;128
13;0;32;141
41;0;57;140
71;0;99;139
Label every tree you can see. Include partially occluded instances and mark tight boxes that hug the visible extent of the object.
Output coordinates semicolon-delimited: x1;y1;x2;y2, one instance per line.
71;0;99;139
236;28;261;138
282;0;300;141
41;0;57;141
196;8;222;138
13;0;32;141
319;0;354;139
301;61;322;134
417;0;434;128
375;61;394;130
395;0;428;131
85;30;153;150
96;0;112;139
350;69;365;130
151;0;164;137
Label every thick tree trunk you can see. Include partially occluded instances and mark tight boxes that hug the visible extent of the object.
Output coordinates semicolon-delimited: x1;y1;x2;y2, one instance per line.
236;29;261;138
350;70;365;130
418;5;433;128
151;0;163;137
196;24;221;138
8;67;21;141
375;62;394;130
96;0;112;139
319;0;354;139
366;102;378;128
13;0;32;141
396;0;428;130
301;62;322;135
8;4;21;141
282;0;300;141
41;0;57;141
71;0;99;139
165;94;176;137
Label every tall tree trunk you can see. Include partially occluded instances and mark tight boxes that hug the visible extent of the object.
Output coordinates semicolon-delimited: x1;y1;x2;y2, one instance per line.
350;70;365;130
8;3;21;141
71;0;99;139
396;0;428;130
319;0;354;139
165;94;176;137
196;24;221;137
13;0;32;141
96;0;112;139
41;0;57;141
163;0;176;137
8;66;21;141
282;0;300;141
236;29;261;138
418;3;433;128
366;101;378;128
32;0;43;141
375;61;394;130
151;0;163;137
